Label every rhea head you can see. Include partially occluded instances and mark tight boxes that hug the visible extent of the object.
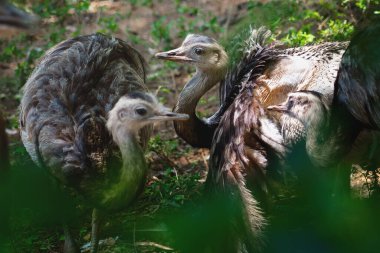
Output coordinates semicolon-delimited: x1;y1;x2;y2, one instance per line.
268;90;328;129
155;34;228;72
107;92;189;145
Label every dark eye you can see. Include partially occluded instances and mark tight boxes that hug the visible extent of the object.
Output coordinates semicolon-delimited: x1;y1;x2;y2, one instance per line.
194;48;204;55
135;107;147;116
287;98;294;108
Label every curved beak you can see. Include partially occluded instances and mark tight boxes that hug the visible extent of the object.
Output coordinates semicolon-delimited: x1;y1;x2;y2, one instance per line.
267;104;287;112
155;47;194;63
0;2;39;29
149;109;189;122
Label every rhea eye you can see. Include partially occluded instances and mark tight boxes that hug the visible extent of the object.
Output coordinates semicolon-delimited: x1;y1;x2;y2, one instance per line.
194;48;204;55
135;107;147;116
287;99;294;108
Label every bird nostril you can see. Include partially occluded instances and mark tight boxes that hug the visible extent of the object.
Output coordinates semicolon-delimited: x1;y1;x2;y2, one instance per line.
168;52;176;56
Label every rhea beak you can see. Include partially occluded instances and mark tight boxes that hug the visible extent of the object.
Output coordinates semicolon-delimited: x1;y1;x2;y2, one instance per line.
149;109;189;122
267;104;288;112
155;48;194;62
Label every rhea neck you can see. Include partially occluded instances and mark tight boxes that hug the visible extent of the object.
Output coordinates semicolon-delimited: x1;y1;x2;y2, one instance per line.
175;67;225;113
112;125;145;163
101;124;147;209
174;63;227;148
304;112;327;144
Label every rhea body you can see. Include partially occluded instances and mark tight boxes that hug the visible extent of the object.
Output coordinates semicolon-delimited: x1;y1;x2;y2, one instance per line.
19;34;188;253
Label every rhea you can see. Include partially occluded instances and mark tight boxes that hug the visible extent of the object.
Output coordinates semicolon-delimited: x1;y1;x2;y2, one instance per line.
19;34;188;253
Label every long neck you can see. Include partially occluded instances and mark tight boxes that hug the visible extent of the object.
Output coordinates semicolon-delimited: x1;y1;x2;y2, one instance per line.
118;132;146;173
174;68;225;148
101;128;147;209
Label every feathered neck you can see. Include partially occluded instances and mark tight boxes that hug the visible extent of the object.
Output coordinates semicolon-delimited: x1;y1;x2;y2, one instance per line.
99;126;147;209
173;63;227;148
175;69;222;113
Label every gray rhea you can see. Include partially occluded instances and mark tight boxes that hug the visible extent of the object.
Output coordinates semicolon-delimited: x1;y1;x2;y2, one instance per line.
19;34;188;253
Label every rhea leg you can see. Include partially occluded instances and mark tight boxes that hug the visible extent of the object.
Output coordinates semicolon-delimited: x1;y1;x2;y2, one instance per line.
63;224;80;253
91;208;102;253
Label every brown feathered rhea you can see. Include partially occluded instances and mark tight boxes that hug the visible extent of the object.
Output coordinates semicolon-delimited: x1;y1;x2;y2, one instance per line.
19;34;188;253
155;27;348;251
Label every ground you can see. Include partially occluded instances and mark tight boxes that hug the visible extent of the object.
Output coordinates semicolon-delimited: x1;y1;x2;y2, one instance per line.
1;0;380;252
